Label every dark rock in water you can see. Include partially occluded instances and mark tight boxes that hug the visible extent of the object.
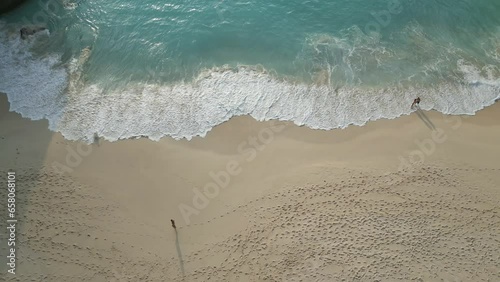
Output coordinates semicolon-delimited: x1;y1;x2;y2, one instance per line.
0;0;28;14
20;26;47;39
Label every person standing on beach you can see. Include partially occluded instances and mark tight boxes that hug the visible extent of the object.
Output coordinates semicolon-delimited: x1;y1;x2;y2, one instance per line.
411;97;421;109
171;219;176;229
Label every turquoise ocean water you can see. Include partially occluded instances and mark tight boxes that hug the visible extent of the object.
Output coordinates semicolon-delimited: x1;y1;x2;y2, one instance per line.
0;0;499;141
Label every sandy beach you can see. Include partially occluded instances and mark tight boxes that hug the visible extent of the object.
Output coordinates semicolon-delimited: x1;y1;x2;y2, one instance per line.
0;93;499;281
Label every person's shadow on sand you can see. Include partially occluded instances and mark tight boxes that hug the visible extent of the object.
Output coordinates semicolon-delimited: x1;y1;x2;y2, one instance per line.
415;107;436;131
174;229;185;277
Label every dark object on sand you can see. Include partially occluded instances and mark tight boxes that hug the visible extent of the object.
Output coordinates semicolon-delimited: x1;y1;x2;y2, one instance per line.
171;219;176;229
20;26;47;40
0;0;28;14
411;97;421;109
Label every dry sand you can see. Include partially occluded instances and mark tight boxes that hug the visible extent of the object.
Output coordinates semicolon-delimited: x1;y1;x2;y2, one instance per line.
0;94;499;281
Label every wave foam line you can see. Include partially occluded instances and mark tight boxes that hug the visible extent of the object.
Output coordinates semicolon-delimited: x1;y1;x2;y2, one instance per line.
58;64;499;142
1;31;499;143
0;30;68;128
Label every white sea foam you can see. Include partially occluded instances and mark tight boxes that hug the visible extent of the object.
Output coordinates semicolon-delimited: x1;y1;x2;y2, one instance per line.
1;30;499;143
36;64;500;142
0;29;68;128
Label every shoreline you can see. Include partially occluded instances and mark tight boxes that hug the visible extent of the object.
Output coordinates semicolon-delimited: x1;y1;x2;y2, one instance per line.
1;84;499;144
1;30;498;141
0;94;499;280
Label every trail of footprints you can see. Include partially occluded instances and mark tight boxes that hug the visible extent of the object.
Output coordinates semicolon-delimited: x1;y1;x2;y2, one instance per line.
0;164;499;281
174;165;500;281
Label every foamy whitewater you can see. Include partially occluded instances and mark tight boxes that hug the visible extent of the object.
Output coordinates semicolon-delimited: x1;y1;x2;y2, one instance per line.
0;0;499;142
